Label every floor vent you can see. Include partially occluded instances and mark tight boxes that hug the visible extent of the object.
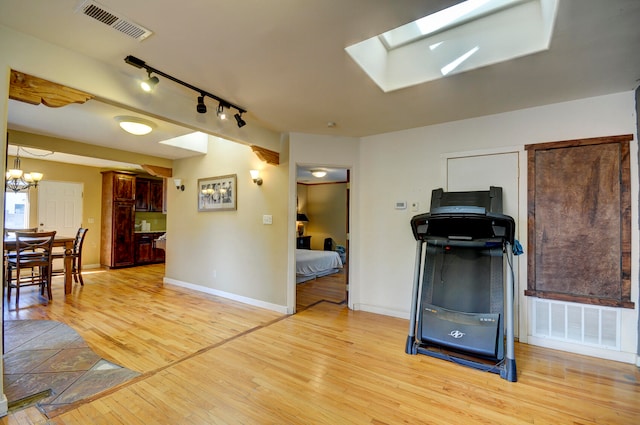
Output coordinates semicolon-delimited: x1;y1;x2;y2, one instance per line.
532;299;620;350
76;0;153;41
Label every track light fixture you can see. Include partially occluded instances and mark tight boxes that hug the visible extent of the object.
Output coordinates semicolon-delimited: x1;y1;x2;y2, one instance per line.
124;55;248;127
197;95;207;114
141;72;159;92
217;103;227;120
234;112;246;128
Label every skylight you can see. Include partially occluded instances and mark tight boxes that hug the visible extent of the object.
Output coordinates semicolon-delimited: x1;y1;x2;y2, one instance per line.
379;0;524;50
159;131;208;154
346;0;558;92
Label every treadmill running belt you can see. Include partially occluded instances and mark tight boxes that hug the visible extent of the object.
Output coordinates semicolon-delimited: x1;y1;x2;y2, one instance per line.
419;304;501;358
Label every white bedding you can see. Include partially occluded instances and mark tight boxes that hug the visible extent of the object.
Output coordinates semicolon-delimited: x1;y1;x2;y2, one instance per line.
296;249;343;281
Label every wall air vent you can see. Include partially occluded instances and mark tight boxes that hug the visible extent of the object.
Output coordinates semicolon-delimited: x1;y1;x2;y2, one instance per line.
76;0;153;41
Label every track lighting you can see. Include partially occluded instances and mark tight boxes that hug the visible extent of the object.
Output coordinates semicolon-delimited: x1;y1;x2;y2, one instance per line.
124;55;248;125
197;95;207;114
141;72;159;92
217;103;226;120
234;112;246;128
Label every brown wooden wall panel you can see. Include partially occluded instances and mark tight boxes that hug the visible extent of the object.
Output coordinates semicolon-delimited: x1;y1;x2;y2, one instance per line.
525;134;634;308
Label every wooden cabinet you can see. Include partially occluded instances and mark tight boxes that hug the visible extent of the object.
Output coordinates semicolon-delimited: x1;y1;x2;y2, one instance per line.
101;171;136;268
136;178;164;212
135;232;166;265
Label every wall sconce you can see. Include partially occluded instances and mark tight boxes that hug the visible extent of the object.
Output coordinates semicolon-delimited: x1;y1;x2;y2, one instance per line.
250;170;263;185
173;178;185;191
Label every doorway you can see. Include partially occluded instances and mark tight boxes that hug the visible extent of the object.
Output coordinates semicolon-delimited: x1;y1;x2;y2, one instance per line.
295;166;350;311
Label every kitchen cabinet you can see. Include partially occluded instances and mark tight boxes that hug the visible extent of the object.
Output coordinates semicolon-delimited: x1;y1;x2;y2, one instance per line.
101;171;136;268
136;178;164;212
135;232;166;265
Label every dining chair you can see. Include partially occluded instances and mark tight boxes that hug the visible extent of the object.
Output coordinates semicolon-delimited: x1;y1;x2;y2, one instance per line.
52;227;89;285
6;231;56;306
4;227;39;280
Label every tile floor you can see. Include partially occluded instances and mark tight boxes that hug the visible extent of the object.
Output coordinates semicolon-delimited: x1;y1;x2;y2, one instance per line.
3;319;140;414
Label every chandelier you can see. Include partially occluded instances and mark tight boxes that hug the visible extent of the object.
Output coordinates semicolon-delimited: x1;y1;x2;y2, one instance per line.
5;147;44;193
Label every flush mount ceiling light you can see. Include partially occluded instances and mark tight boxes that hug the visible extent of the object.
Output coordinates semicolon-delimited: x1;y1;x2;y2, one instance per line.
310;169;327;178
124;55;248;128
115;116;156;135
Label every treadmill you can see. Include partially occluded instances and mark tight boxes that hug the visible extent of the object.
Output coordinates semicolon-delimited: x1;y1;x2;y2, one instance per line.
405;186;517;382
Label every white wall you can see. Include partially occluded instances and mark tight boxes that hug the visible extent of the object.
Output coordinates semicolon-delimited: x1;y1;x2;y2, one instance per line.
355;91;638;361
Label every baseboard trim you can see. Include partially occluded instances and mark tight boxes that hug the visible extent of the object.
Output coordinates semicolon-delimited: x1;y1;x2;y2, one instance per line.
163;277;288;314
353;303;409;320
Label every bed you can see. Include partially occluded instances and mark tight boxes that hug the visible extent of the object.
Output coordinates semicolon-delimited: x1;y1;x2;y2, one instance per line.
296;249;343;283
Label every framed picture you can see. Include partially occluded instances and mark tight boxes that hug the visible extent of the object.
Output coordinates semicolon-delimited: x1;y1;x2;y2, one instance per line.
198;174;237;212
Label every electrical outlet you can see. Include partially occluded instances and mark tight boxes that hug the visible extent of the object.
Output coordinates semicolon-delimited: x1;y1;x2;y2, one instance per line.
263;215;273;225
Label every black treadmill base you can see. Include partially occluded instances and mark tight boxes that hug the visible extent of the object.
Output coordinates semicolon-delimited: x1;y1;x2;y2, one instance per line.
412;342;515;381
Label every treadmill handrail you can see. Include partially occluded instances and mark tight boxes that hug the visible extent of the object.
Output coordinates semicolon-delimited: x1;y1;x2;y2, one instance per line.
411;210;515;244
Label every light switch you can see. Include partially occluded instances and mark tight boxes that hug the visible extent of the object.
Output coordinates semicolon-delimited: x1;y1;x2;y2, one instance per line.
263;215;273;225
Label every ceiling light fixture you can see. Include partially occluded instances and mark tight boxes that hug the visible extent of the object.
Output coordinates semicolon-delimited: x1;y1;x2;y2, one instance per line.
217;103;227;120
5;146;44;193
140;71;159;92
124;55;248;128
115;116;156;135
310;169;327;178
196;95;207;114
234;112;246;128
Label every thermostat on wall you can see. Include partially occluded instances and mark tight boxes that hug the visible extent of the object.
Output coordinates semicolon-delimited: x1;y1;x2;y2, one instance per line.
395;201;407;210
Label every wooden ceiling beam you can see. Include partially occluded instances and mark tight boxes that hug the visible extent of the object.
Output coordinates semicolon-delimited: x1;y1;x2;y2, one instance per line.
141;165;173;178
9;70;93;107
251;145;279;165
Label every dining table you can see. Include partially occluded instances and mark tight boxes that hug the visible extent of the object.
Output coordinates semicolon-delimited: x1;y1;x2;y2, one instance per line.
4;234;76;295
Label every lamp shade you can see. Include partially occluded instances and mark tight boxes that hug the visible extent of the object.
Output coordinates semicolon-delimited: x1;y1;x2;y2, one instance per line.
297;213;309;222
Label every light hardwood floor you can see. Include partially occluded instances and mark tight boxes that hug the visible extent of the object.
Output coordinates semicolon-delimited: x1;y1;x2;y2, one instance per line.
2;264;639;424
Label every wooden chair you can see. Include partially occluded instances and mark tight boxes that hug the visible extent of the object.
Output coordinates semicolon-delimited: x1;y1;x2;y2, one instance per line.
52;228;89;286
6;231;56;305
4;227;39;280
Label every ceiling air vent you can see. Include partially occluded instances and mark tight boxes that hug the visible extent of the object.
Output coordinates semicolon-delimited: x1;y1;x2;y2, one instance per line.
76;0;153;41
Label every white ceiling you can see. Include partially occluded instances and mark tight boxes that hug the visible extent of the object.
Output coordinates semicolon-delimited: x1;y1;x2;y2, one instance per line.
2;0;640;168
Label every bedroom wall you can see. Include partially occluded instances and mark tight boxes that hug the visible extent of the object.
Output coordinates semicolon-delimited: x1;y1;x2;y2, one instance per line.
355;91;639;361
296;183;308;215
305;183;348;250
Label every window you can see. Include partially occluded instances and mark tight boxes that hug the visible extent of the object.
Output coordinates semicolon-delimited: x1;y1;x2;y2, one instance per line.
4;191;30;229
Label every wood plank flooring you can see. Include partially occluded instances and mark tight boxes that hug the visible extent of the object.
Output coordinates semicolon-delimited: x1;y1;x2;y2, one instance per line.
2;264;639;424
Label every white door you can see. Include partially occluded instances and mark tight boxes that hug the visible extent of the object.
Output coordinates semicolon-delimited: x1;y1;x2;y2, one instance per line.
37;181;83;237
445;150;521;336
